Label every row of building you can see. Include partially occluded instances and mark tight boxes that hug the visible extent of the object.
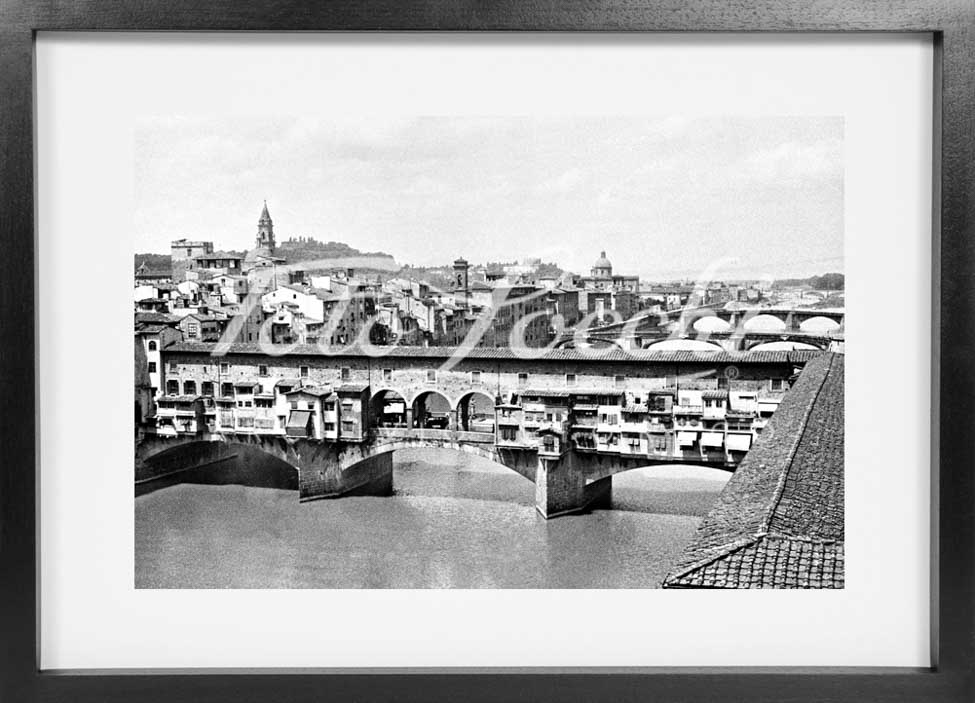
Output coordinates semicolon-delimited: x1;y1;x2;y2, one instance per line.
137;202;770;355
137;343;809;466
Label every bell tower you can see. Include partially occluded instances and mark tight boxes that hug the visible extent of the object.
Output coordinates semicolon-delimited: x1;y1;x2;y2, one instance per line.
453;257;470;309
256;200;275;253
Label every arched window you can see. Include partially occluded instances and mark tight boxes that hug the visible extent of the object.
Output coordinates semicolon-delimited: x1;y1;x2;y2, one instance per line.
147;340;157;351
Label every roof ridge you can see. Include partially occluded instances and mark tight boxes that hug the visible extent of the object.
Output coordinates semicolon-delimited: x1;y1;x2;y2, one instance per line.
662;353;838;587
757;353;835;536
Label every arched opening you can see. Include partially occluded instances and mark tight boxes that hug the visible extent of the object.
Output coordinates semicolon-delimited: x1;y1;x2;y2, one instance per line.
137;441;299;497
743;314;787;332
610;463;732;517
748;340;821;352
370;389;408;428
692;316;732;333
643;338;724;352
799;316;842;333
457;390;497;432
411;390;452;429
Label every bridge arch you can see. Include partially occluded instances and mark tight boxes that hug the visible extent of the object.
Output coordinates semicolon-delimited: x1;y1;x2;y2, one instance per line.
370;387;409;428
410;389;453;429
742;314;788;332
136;437;300;496
456;389;497;432
553;336;626;351
747;340;821;352
692;316;732;333
799;316;842;333
643;338;724;353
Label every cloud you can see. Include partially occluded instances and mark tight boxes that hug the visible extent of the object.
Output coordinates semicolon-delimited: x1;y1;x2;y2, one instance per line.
534;167;586;194
741;139;842;182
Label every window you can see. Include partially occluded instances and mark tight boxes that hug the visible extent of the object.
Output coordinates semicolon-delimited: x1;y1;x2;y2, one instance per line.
219;362;229;373
500;427;517;441
168;361;178;372
201;381;214;396
470;370;481;385
290;401;298;409
770;378;785;391
166;380;179;395
383;368;392;382
341;367;351;381
258;365;268;376
221;383;233;397
615;375;625;389
717;376;729;390
147;340;157;351
300;366;309;378
518;373;529;387
187;322;199;339
565;373;576;387
147;362;157;373
426;369;437;383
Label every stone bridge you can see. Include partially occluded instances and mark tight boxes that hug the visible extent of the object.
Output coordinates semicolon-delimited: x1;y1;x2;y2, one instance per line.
135;426;732;518
558;307;844;352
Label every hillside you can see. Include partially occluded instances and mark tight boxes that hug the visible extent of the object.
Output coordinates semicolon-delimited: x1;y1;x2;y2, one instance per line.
134;253;172;272
772;272;844;290
278;237;395;263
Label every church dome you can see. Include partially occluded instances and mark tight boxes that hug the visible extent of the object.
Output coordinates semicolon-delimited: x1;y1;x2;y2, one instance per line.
592;251;612;275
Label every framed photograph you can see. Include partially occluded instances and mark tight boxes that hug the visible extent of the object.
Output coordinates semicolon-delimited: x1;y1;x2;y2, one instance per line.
2;1;973;701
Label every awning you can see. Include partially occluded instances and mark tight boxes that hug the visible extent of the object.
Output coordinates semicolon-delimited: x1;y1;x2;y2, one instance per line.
701;432;724;448
726;433;752;452
758;401;779;413
677;431;697;447
286;410;312;429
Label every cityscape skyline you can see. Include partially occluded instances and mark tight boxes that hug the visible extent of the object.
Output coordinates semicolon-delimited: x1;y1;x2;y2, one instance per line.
135;115;844;281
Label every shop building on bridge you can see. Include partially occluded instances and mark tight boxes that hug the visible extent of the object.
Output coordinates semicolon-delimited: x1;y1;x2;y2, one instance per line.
147;342;818;466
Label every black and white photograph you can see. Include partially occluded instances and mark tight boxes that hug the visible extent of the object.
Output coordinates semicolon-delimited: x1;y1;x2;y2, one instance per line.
132;115;845;589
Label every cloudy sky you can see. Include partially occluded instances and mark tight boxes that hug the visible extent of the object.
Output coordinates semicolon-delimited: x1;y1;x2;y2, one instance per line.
134;116;843;280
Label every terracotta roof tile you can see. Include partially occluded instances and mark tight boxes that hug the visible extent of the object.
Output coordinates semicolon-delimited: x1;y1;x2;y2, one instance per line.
663;353;844;589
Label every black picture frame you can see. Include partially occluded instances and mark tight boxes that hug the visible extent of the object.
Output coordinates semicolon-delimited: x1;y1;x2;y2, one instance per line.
2;1;972;701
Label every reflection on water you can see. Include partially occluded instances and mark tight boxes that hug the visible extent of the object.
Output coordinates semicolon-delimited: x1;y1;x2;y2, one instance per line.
135;448;729;589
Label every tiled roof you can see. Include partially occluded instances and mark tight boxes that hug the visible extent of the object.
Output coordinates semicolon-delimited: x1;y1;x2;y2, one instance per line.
135;324;169;335
663;352;844;589
337;382;370;393
164;341;823;366
135;312;179;324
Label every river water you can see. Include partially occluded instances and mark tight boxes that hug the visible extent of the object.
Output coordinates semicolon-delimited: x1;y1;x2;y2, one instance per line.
135;448;729;589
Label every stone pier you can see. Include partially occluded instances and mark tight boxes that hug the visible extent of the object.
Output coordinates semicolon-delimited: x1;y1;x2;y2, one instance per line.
534;450;613;518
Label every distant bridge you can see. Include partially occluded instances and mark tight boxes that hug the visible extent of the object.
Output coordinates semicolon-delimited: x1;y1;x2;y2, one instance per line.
557;306;845;352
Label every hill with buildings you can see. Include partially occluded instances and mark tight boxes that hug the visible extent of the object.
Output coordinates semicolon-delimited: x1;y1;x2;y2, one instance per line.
277;237;395;264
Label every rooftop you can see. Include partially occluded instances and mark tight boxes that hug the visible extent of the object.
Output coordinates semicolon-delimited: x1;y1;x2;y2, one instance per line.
164;341;823;366
662;352;844;589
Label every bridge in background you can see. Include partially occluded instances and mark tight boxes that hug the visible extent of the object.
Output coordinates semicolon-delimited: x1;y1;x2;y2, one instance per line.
556;306;845;352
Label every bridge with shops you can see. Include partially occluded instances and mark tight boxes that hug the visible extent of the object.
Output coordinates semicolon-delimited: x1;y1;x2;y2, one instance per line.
136;343;824;518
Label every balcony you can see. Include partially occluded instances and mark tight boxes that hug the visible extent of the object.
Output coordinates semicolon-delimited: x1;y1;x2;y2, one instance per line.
620;421;648;433
673;404;703;415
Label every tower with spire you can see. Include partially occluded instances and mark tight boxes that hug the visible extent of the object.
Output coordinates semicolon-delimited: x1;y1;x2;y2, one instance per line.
256;200;275;253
